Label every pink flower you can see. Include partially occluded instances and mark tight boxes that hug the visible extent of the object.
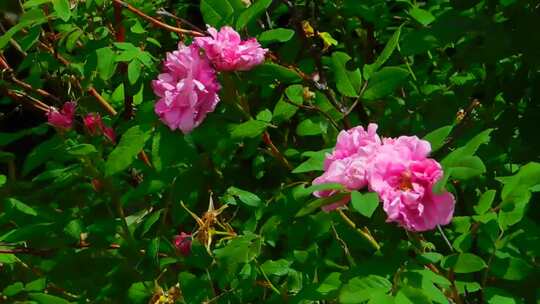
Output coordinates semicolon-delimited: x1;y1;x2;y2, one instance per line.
152;43;221;133
368;136;455;231
102;126;116;143
312;124;382;208
174;232;192;256
194;26;267;71
83;113;116;143
83;113;102;135
47;102;76;129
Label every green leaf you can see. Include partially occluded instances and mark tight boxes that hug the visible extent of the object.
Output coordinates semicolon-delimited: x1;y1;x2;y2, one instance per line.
485;287;520;304
105;125;153;176
351;191;379;218
140;210;162;237
297;117;326;136
0;9;47;50
292;149;330;173
3;282;24;297
250;63;302;84
236;0;272;29
0;175;5;187
474;190;496;215
340;275;392;304
260;259;292;276
23;0;52;8
64;219;84;241
23;136;63;176
28;292;71;304
127;282;152;304
449;156;486;179
6;198;37;216
230;119;268;139
331;52;362;97
395;286;431;304
296;193;348;217
201;0;244;27
96;47;116;81
363;67;409;101
442;129;493;168
226;187;262;207
0;223;54;242
364;26;401;79
25;278;46;292
423;125;453;152
258;28;295;44
66;144;97;156
317;272;342;295
409;7;436;26
441;253;487;273
128;59;142;85
52;0;71;21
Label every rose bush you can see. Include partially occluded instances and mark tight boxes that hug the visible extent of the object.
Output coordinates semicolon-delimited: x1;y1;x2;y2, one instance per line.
0;0;539;303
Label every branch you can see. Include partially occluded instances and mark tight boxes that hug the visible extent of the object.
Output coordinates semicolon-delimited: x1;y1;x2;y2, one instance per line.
112;0;204;36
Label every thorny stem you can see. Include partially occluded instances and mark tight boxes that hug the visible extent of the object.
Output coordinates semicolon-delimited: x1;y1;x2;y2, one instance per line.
262;131;292;170
112;0;204;36
337;209;380;251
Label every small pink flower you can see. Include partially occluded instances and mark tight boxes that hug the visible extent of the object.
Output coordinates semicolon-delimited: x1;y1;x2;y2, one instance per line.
194;26;267;71
174;232;192;256
47;102;76;129
83;113;116;143
368;136;455;231
152;43;221;133
83;113;103;135
102;126;116;143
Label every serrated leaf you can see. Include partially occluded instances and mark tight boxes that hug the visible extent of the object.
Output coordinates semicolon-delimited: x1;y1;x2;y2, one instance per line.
340;275;392;304
105;125;152;176
441;253;487;273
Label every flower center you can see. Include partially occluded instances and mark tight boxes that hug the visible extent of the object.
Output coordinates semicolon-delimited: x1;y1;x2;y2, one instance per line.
398;171;414;191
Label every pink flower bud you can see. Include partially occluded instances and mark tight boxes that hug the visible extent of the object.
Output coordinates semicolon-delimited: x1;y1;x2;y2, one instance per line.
47;102;76;129
174;232;192;256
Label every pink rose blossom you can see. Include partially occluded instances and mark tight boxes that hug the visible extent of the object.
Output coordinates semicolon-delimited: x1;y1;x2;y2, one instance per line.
47;102;76;129
152;43;220;133
368;136;455;231
174;232;192;256
194;26;267;71
313;124;382;206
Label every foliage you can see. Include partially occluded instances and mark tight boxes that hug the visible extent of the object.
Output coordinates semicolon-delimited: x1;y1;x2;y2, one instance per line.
1;0;539;303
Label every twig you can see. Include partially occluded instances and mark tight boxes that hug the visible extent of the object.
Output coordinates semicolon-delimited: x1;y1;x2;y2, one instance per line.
88;87;118;116
112;0;204;36
337;209;380;251
262;131;292;170
156;8;205;33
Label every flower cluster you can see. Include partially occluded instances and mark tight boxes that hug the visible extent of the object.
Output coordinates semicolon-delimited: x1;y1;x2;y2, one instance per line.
313;124;455;232
152;26;267;133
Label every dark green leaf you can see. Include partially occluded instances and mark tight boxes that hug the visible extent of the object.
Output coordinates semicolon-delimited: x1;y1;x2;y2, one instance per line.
105;125;153;176
363;67;409;101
